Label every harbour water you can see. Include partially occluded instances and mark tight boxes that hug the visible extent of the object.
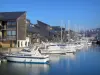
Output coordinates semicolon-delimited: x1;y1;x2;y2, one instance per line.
0;46;100;75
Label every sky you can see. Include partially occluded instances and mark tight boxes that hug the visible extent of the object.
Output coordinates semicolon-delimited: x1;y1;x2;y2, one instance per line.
0;0;100;30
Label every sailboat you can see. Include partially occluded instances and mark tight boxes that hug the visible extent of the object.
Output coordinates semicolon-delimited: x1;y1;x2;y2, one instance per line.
40;20;76;54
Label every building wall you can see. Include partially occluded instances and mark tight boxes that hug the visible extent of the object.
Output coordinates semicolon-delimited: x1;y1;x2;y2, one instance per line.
0;32;2;37
37;21;52;38
17;13;26;40
0;21;2;38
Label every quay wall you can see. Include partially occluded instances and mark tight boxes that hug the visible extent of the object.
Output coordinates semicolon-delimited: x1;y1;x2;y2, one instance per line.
0;48;23;54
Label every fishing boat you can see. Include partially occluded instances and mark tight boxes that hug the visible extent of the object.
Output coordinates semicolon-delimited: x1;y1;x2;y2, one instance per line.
4;46;49;64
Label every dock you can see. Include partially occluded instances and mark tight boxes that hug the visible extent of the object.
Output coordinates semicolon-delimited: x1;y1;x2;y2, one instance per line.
0;52;7;63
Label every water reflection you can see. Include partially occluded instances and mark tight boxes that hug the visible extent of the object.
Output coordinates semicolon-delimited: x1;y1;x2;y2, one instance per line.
1;46;100;75
91;46;100;52
49;53;76;63
0;62;49;75
61;53;76;60
49;54;60;63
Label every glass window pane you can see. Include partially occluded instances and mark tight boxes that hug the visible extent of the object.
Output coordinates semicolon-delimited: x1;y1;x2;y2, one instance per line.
12;22;16;25
7;25;12;28
7;21;16;28
7;31;11;35
7;25;16;28
7;22;12;25
12;31;16;35
12;25;16;28
7;22;11;28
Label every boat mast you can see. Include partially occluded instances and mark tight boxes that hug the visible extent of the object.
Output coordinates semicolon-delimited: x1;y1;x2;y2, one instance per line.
68;20;70;42
64;23;66;42
74;24;76;41
78;25;80;40
61;20;63;43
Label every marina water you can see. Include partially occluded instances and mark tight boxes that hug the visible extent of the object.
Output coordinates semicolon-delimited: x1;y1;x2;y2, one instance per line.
0;45;100;75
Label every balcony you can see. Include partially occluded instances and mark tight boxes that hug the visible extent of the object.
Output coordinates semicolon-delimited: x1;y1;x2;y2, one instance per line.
6;36;16;40
0;37;7;41
0;36;16;41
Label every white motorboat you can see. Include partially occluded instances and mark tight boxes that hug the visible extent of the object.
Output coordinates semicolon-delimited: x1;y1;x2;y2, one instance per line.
87;42;92;46
72;42;84;50
4;46;49;64
40;43;76;54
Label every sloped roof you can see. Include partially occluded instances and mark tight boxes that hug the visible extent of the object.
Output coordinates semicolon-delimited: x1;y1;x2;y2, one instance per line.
37;20;51;27
27;25;39;33
0;11;26;20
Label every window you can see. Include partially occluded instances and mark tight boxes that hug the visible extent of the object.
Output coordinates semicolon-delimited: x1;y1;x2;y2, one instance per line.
7;31;16;36
12;22;16;25
12;25;16;28
7;31;11;35
12;31;16;35
7;22;12;28
7;25;12;28
7;25;16;28
7;22;12;25
7;30;16;40
7;21;16;28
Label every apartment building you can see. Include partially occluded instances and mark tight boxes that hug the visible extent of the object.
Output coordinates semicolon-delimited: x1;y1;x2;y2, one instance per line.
0;11;30;47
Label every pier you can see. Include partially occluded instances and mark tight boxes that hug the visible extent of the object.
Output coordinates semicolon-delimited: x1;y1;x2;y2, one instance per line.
0;54;7;63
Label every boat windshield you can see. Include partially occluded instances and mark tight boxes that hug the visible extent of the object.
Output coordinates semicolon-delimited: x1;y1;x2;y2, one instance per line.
23;54;32;56
49;45;56;46
34;46;39;50
16;54;32;56
21;49;31;52
57;44;66;46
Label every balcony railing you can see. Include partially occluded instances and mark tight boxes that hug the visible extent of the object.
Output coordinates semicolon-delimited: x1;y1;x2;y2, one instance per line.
0;36;16;41
6;36;16;40
0;37;7;41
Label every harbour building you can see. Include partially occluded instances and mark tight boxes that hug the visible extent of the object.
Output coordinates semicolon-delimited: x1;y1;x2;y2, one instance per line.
0;11;30;47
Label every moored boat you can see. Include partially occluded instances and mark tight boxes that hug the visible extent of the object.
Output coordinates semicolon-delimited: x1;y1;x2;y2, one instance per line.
40;43;76;54
4;46;49;64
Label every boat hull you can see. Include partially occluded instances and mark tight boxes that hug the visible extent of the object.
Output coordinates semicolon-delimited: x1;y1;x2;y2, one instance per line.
6;56;49;64
41;50;65;54
41;49;76;54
